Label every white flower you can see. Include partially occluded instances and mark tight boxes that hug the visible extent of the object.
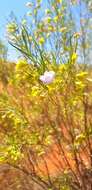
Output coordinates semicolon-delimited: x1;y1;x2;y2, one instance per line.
26;2;33;7
40;71;55;84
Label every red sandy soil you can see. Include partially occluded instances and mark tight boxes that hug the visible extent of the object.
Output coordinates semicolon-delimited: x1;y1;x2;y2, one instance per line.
36;125;90;177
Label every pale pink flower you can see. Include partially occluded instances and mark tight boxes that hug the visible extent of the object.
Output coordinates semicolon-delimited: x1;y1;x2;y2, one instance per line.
40;71;55;84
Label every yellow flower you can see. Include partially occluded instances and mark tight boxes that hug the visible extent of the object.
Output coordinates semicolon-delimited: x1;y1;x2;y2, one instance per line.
56;0;62;3
6;22;18;33
37;0;42;3
76;72;88;79
73;32;81;38
46;33;50;38
31;86;40;97
29;35;32;42
45;17;52;23
59;27;67;32
34;9;37;15
53;16;59;23
38;37;45;45
71;53;77;63
16;59;27;70
48;25;55;32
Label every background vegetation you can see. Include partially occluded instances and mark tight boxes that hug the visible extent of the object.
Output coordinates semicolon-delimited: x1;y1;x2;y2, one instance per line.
0;0;92;189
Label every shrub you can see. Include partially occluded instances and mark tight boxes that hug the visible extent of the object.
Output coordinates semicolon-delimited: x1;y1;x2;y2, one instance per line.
0;0;92;189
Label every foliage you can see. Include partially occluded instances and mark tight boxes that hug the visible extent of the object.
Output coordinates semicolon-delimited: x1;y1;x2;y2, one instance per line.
0;0;92;189
0;39;7;60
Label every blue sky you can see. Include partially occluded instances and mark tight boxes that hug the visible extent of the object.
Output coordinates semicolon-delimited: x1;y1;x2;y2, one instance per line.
0;0;28;60
0;0;28;37
0;0;85;61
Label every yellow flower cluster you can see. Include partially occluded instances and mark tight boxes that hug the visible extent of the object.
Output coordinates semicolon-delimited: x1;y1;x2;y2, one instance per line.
6;22;18;33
